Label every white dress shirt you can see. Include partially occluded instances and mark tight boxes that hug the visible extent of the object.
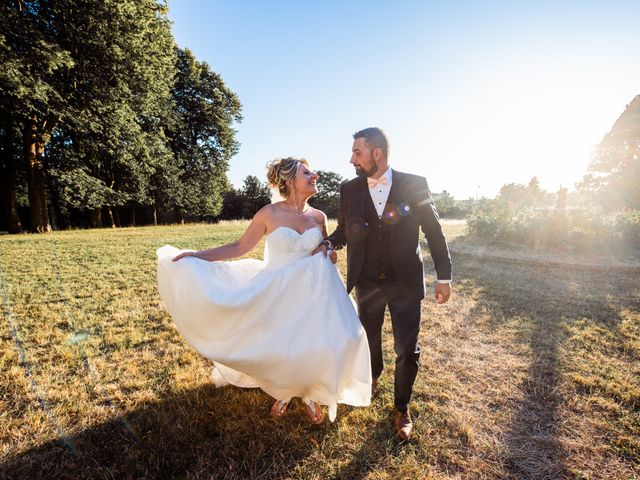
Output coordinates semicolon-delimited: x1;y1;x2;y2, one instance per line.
367;167;393;218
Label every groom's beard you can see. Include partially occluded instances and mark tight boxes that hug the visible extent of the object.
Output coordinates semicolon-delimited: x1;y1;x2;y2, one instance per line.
355;163;378;178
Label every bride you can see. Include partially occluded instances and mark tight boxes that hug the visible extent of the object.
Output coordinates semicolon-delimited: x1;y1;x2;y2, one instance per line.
156;157;371;423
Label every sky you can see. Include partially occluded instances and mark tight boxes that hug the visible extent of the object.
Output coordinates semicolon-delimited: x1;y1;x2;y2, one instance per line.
168;1;640;199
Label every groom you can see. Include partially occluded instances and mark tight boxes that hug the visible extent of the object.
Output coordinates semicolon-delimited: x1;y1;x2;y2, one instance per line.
317;127;452;440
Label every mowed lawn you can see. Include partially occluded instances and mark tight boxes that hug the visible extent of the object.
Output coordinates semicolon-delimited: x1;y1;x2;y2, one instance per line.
1;220;638;479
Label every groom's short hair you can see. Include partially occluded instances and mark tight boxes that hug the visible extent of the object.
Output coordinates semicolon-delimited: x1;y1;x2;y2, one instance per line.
353;127;389;159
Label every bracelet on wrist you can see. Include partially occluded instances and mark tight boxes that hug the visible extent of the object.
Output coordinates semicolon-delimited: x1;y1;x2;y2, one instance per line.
320;239;333;250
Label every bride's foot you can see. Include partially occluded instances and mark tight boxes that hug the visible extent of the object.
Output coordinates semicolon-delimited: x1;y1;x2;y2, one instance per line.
270;399;289;417
303;399;325;424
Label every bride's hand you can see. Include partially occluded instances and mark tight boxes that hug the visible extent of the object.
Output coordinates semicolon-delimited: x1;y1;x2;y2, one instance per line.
172;252;194;262
311;244;327;257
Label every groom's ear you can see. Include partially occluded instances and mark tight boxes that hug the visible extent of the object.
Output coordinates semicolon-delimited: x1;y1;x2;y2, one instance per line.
373;146;384;162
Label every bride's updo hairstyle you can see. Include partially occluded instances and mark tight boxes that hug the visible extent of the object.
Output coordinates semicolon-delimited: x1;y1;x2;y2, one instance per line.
266;157;310;198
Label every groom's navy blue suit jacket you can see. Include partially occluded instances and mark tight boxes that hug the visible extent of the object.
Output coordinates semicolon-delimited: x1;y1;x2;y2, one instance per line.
326;169;452;302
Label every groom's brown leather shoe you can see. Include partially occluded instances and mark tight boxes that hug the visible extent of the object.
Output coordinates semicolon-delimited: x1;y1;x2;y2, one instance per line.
394;408;413;440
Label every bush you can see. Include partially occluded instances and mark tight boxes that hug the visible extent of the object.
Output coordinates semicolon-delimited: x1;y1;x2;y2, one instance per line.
466;201;640;252
466;200;549;246
607;209;640;248
465;198;511;241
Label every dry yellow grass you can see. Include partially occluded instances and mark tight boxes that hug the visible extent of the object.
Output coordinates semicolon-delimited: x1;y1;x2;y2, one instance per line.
0;220;638;479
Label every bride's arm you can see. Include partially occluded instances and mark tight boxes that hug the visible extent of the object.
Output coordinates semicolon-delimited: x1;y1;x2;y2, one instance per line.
313;209;337;263
173;209;269;262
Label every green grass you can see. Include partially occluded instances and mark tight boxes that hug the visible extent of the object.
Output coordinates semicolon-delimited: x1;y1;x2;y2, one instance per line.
1;220;639;479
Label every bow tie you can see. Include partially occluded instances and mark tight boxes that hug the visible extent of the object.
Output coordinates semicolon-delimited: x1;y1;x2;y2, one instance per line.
367;176;388;188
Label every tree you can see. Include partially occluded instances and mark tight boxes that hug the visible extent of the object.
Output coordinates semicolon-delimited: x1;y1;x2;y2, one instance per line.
240;175;271;218
555;187;568;210
499;182;528;206
309;170;344;218
0;113;23;232
578;94;640;210
1;0;177;231
0;1;74;231
47;0;177;228
2;2;244;231
160;48;242;223
220;188;245;220
527;177;545;205
432;190;456;218
498;177;546;208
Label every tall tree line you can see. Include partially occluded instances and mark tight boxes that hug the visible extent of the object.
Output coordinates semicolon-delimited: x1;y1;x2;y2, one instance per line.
0;0;241;233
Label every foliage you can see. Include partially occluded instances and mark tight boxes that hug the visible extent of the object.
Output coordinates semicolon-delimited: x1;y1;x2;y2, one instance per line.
309;170;344;218
220;175;271;220
0;1;242;231
467;194;640;251
578;95;640;211
465;198;511;240
607;209;640;248
432;191;473;219
240;175;271;218
158;48;242;217
498;176;549;208
221;170;347;221
48;168;127;210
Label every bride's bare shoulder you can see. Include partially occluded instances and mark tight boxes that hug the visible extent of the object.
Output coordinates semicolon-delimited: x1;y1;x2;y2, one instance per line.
256;202;286;220
308;206;327;224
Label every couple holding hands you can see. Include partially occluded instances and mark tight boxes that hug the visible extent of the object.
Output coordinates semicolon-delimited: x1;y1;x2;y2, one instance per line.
157;127;451;440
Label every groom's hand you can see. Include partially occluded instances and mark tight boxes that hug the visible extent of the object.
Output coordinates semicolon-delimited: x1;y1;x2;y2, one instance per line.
312;244;338;264
435;283;451;304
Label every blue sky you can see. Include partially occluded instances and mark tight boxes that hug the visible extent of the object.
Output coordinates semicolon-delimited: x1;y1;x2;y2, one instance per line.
168;1;640;199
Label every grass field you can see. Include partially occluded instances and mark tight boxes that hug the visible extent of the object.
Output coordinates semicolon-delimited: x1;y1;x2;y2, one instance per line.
1;220;638;479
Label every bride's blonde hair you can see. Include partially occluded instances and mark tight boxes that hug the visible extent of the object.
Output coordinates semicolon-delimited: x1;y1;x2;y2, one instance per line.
266;157;310;198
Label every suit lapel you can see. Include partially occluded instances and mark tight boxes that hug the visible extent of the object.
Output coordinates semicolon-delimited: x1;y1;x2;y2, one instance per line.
385;169;402;242
356;175;368;220
386;169;401;209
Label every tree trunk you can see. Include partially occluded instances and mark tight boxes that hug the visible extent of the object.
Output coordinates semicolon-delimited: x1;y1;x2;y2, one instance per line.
48;166;71;231
130;207;136;226
152;205;158;226
0;124;22;233
114;207;121;228
89;208;102;228
107;207;116;228
24;114;51;233
1;167;22;234
174;206;184;224
48;203;58;231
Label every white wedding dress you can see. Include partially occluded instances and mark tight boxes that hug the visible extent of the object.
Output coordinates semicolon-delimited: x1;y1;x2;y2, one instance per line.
156;226;371;421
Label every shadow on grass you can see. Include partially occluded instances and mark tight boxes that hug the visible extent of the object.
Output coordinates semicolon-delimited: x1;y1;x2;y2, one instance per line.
455;250;640;329
330;408;416;480
454;251;640;479
2;384;328;480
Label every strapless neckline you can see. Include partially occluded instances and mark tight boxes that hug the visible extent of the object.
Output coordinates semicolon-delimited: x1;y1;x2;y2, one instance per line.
267;225;322;237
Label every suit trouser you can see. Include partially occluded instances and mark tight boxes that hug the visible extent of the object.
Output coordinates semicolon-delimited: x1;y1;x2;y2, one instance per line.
354;278;422;413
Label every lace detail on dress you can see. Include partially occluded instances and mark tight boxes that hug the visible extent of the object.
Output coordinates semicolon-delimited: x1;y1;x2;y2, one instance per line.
263;226;323;270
